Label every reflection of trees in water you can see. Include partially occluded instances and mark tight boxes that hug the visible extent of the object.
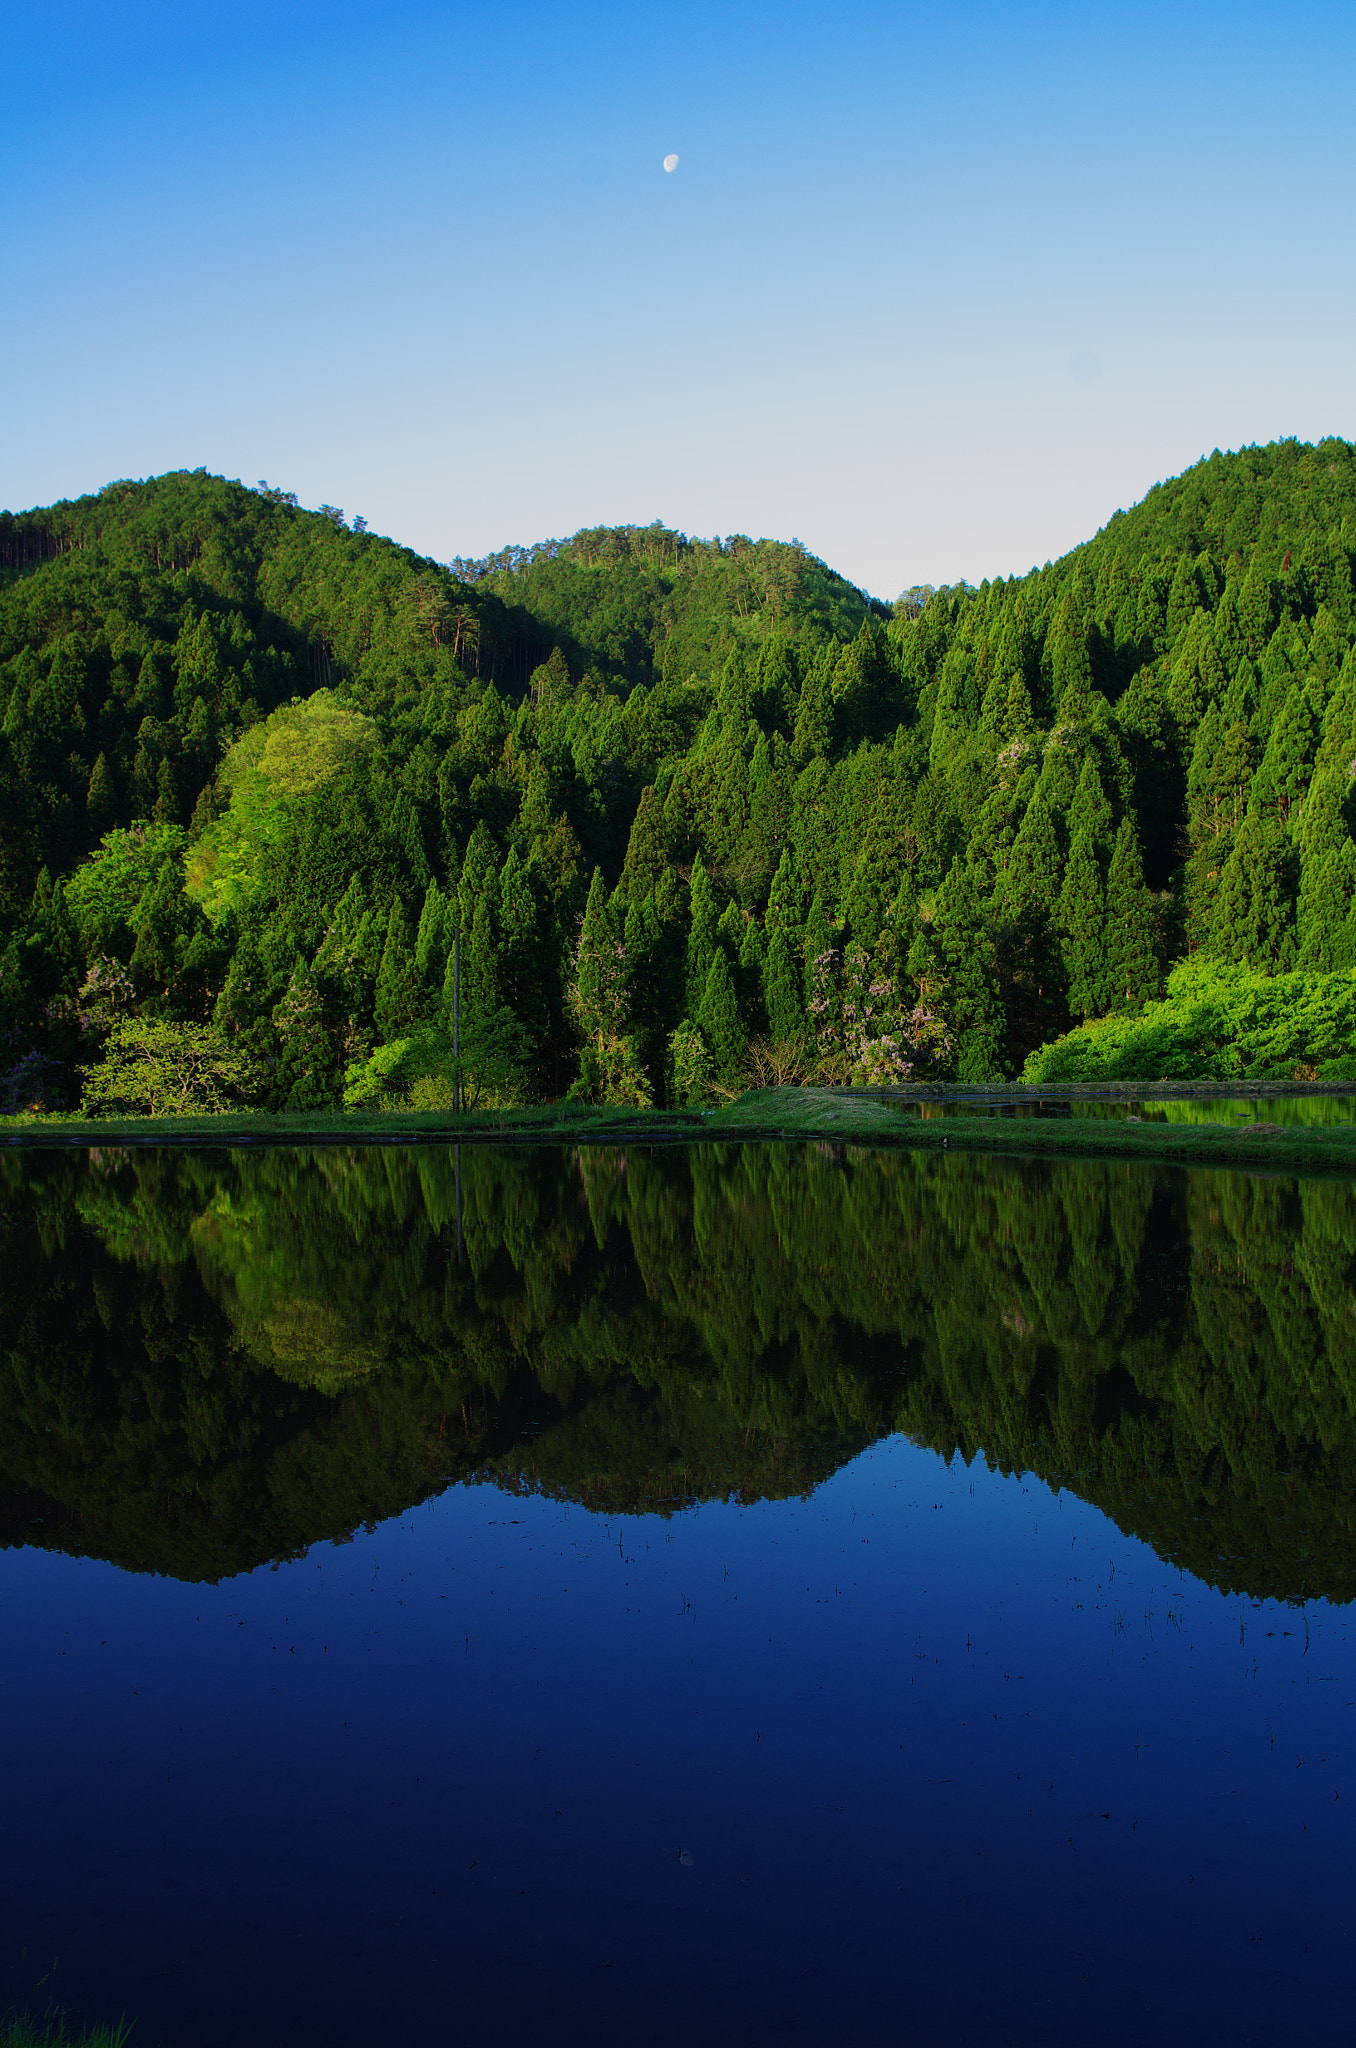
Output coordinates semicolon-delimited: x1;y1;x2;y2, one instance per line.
1;1144;1353;1602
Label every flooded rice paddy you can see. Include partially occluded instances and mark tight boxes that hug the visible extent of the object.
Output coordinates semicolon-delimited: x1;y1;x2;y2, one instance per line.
0;1140;1352;2046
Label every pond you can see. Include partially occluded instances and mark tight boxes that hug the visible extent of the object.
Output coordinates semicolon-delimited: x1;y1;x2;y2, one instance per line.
1;1142;1352;2046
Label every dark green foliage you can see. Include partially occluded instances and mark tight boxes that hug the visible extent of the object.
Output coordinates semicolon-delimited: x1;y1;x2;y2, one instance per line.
6;1142;1352;1607
7;444;1356;1104
374;900;421;1042
697;948;745;1086
1102;816;1160;1008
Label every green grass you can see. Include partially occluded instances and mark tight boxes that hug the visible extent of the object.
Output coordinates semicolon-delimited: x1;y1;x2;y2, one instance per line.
7;1083;1356;1177
1;2017;131;2048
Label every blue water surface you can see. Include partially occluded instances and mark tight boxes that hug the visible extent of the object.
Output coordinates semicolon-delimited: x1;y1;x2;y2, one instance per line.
3;1434;1350;2048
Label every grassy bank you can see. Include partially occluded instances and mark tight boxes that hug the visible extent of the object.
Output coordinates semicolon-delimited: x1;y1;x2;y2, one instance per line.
1;2018;131;2048
7;1084;1356;1177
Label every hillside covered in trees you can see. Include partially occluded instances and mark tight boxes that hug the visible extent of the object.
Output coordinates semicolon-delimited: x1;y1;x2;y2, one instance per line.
4;439;1356;1112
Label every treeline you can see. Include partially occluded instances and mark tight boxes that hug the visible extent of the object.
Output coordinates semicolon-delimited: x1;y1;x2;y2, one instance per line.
5;440;1356;1111
1;1144;1352;1602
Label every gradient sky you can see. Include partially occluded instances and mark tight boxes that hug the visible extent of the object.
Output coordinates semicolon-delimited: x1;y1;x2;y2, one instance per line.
3;1;1354;596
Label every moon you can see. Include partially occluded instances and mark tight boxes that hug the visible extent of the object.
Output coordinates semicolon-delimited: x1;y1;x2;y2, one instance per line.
663;153;679;172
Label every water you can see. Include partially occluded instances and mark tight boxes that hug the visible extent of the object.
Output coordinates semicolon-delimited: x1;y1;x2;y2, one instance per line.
879;1090;1356;1123
1;1143;1352;2046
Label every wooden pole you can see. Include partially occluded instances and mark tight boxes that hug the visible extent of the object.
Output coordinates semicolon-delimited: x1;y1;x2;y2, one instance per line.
453;926;461;1116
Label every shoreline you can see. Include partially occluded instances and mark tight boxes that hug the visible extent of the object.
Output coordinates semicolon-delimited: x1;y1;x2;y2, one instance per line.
6;1085;1356;1177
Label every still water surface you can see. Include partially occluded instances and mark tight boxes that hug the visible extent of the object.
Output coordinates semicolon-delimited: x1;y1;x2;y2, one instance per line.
1;1142;1352;2045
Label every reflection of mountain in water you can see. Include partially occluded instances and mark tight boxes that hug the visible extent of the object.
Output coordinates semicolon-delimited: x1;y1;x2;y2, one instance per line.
1;1143;1354;1602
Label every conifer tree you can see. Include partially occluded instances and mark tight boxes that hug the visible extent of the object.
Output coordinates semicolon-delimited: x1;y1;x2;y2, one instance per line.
569;867;647;1101
1165;556;1203;647
621;786;671;900
1048;592;1094;711
465;892;501;1029
697;950;745;1088
85;753;116;842
736;915;768;1037
1067;755;1113;857
413;881;448;996
1102;816;1158;1008
933;861;1005;1080
498;848;546;1053
374;900;421;1042
1208;814;1298;971
1058;826;1106;1019
685;855;719;1014
273;961;340;1108
792;654;833;763
1002;789;1063;919
763;925;805;1046
765;847;805;932
1252;680;1320;822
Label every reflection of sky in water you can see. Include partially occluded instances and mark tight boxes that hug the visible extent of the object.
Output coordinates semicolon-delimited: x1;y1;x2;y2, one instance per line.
1;1431;1350;2046
2;1140;1354;2044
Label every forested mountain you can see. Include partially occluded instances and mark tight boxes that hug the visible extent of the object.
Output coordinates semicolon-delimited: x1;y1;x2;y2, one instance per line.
4;439;1356;1111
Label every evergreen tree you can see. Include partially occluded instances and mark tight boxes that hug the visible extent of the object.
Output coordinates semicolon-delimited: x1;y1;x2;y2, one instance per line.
763;925;805;1045
736;915;768;1037
621;786;672;899
374;899;421;1041
1208;814;1298;971
1102;816;1158;1008
685;855;719;1013
933;861;1005;1080
697;948;745;1088
1058;825;1107;1019
1067;754;1113;857
765;847;805;932
85;753;116;842
413;881;448;996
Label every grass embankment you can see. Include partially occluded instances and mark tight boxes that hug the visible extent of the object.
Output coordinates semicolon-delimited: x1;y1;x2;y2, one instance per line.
7;1084;1356;1175
2;2018;131;2048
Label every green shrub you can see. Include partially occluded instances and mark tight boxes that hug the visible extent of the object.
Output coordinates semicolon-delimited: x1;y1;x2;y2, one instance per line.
1023;959;1356;1083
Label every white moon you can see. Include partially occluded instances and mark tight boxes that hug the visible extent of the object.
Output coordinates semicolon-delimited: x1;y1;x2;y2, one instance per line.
663;153;679;172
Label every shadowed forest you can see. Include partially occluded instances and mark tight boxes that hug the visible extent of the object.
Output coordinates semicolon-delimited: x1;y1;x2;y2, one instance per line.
2;1143;1352;1604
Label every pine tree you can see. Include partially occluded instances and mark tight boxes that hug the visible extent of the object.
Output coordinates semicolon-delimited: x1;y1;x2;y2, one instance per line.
1252;680;1320;823
1165;556;1203;648
85;753;116;842
621;786;672;899
1102;816;1158;1008
498;848;546;1053
933;861;1005;1080
569;867;643;1100
1067;755;1113;858
1002;789;1063;918
1208;813;1298;970
697;949;745;1088
763;925;805;1045
792;652;834;763
765;847;805;932
374;899;421;1041
736;915;768;1037
685;855;719;1013
413;881;448;995
1058;825;1106;1019
273;960;340;1109
1048;591;1094;712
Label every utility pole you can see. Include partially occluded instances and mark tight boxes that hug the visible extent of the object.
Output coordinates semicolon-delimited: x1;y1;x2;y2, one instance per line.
453;926;461;1117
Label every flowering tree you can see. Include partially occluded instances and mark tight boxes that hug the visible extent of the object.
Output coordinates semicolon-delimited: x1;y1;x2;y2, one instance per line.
810;939;952;1085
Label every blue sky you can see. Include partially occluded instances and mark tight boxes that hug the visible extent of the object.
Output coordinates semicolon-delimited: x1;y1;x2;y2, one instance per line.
3;1;1354;595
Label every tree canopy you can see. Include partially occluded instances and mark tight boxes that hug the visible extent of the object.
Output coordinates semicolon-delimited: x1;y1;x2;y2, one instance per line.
6;441;1356;1108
